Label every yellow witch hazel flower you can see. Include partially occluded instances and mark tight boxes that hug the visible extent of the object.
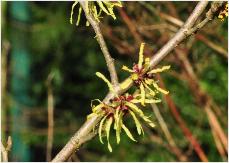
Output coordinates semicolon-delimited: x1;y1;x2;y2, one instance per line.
87;72;157;152
70;1;122;26
122;43;171;106
218;3;228;21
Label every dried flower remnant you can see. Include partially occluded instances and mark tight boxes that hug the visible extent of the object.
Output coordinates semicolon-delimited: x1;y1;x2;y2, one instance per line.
218;3;228;21
122;43;170;106
70;1;122;26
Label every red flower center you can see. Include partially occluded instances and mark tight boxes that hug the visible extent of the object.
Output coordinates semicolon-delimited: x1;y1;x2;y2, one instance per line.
110;95;134;115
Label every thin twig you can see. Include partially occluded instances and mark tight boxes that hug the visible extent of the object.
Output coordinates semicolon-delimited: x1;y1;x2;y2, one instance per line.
151;104;187;161
1;136;12;162
160;12;183;27
205;106;228;152
1;40;10;146
52;2;220;161
46;73;55;161
207;103;227;161
79;1;119;87
80;130;98;143
118;7;143;45
142;124;188;161
195;34;227;58
151;104;176;147
160;11;227;58
149;1;209;67
118;8;154;57
1;41;10;99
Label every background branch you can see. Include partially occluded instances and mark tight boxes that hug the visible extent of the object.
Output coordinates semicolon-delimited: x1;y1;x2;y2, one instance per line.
151;104;187;161
1;136;12;162
46;72;55;161
160;12;227;58
149;1;209;67
157;74;208;162
174;48;228;157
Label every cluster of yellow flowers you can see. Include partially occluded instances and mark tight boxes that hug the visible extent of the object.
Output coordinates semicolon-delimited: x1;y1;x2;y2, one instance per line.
87;93;155;152
122;43;170;106
87;43;170;152
218;3;228;21
70;1;122;26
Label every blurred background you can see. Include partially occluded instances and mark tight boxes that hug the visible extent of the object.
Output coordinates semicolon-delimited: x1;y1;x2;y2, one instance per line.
1;1;228;162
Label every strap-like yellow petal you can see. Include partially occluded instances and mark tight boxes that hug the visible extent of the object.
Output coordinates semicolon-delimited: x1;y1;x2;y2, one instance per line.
122;65;134;72
131;99;141;104
97;1;110;15
143;83;156;96
92;5;100;22
138;43;145;69
111;1;123;7
76;6;82;26
140;83;145;106
142;115;156;128
144;78;153;85
107;6;116;19
105;117;113;152
120;78;133;90
145;99;161;103
92;103;104;113
148;65;171;74
70;1;78;24
125;101;144;116
99;115;108;144
96;72;114;92
129;110;143;135
122;123;137;142
152;82;169;94
126;101;155;128
115;112;123;144
144;57;150;70
114;109;120;130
